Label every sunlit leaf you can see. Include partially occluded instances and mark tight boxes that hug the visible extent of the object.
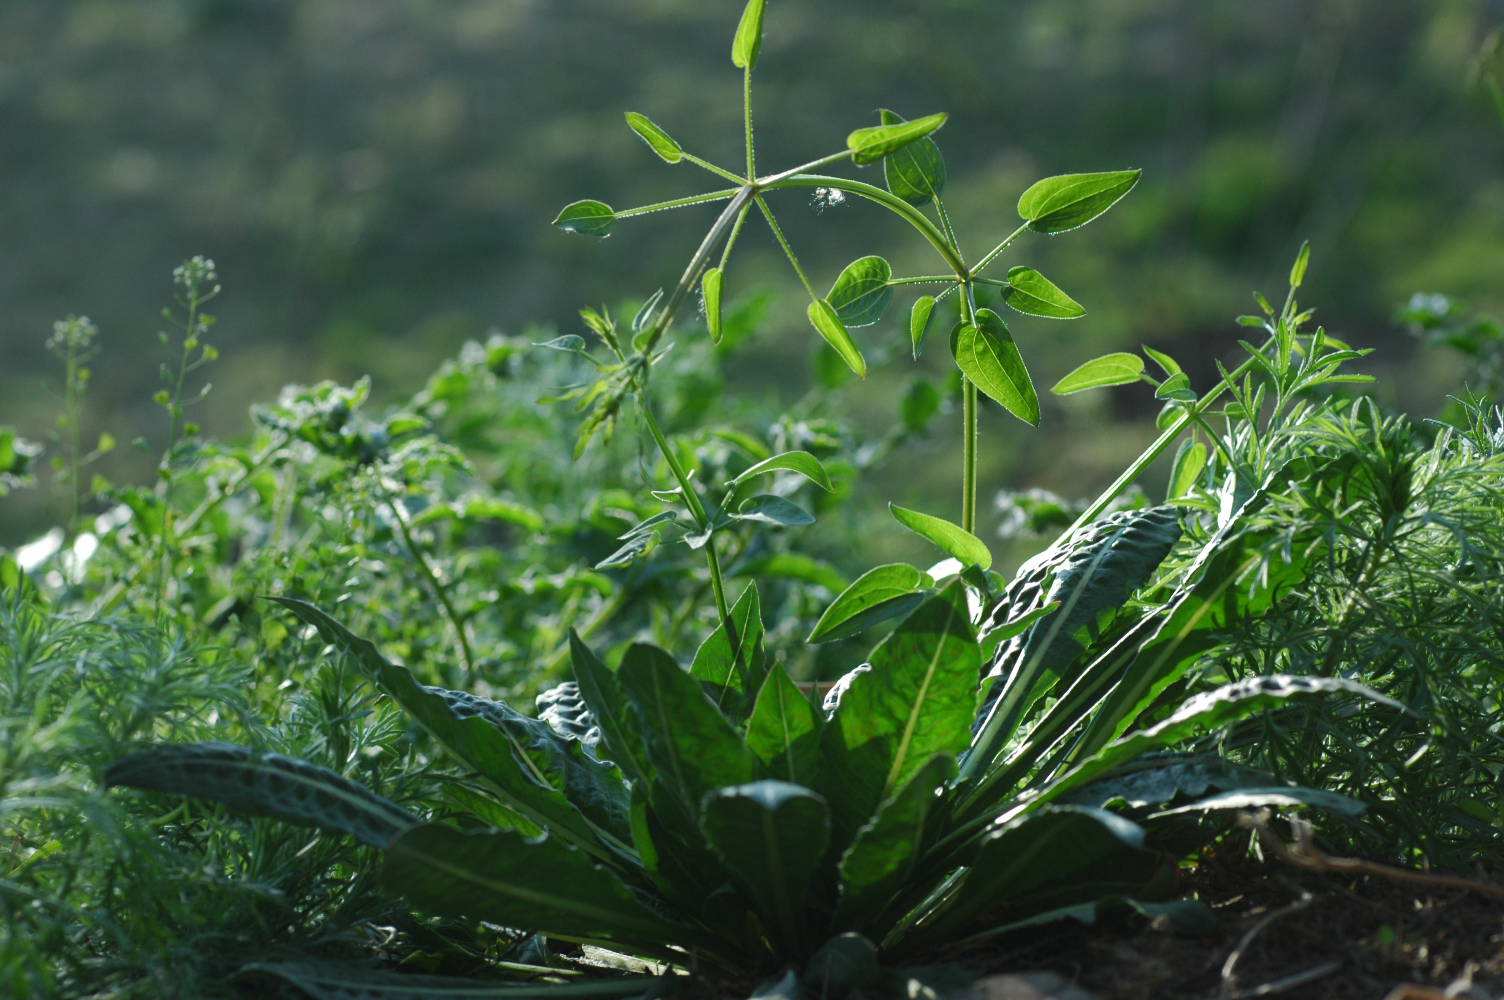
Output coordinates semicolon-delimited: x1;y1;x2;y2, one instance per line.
1002;267;1085;319
1016;170;1141;234
878;109;946;205
953;309;1039;426
553;199;616;238
1051;352;1144;395
889;503;992;571
910;295;937;359
827;256;893;328
624;112;683;164
731;0;766;70
846;113;948;166
807;299;867;379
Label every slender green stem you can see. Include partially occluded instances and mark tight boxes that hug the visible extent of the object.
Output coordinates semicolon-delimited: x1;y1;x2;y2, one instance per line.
971;221;1032;277
887;275;956;287
615;187;741;219
756;149;852;186
637;400;742;684
933;193;961;253
1066;334;1279;533
754;194;818;300
637;187;753;356
719;201;752;271
682;153;746;185
386;493;476;682
762;174;967;278
959;283;979;532
743;67;756;179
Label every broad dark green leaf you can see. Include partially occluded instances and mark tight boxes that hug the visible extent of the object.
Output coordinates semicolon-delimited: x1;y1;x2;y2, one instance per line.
1039;675;1407;810
383;823;681;952
827;255;893;328
1002;267;1086;319
700;781;830;948
569;632;649;785
619;642;761;820
953;309;1039;426
690;584;767;707
105;742;415;849
889;503;992;570
822;583;980;839
1051;352;1145;395
553;199;616;238
238;961;658;1000
908;806;1166;948
972;506;1183;767
1167;439;1208;499
746;663;822;784
728;450;834;493
731;0;766;70
624;111;682;163
1016;169;1141;234
733;494;815;527
274;599;628;858
1155;786;1364;818
878;109;947;205
805;934;880;997
807;563;932;644
807;299;867;379
702;266;724;342
847;113;948;166
1064;753;1275;811
909;295;937;359
835;753;952;927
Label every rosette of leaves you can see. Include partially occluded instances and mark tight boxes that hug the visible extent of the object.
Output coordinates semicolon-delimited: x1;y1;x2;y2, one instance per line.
106;509;1396;997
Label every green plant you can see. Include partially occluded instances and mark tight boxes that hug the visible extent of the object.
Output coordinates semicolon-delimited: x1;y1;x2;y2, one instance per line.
550;0;1141;647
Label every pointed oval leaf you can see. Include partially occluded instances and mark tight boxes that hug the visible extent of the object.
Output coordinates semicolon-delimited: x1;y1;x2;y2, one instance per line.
1167;439;1208;500
624;111;683;163
909;295;937;359
1017;169;1141;234
728;450;834;493
105;742;416;849
747;664;822;784
383;823;682;950
808;563;932;644
879;109;947;205
846;113;949;166
733;494;815;527
700;781;831;947
820;583;980;839
1002;267;1086;319
953;309;1039;426
827;255;894;328
1051;352;1145;395
702;266;724;342
553;199;616;238
889;503;992;570
618;642;762;821
1141;345;1182;378
835;753;952;926
807;299;867;379
689;584;767;709
731;0;766;69
1154;372;1196;403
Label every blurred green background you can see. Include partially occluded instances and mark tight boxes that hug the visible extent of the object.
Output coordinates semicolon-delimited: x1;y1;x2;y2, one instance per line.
3;0;1502;548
